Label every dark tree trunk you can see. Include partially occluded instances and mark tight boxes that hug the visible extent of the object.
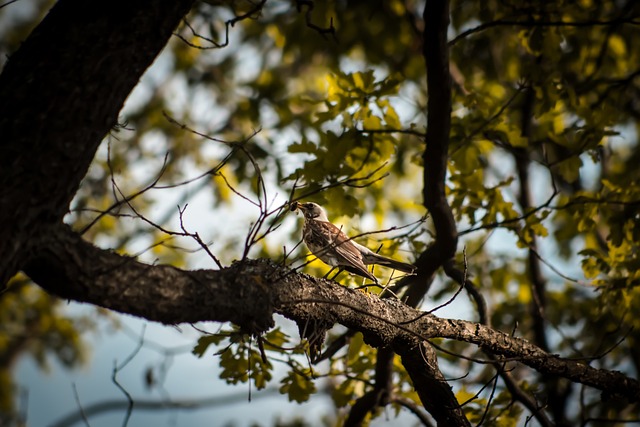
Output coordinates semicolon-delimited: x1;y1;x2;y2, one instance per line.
0;0;195;286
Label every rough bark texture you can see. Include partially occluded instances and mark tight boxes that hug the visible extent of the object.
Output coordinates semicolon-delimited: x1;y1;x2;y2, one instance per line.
398;340;469;426
23;223;640;403
0;0;195;286
25;224;275;333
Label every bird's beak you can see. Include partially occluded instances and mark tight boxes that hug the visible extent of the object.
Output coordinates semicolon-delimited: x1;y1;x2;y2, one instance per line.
290;201;300;213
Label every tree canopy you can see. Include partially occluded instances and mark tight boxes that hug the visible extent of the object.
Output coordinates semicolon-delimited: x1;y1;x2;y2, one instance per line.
2;0;640;425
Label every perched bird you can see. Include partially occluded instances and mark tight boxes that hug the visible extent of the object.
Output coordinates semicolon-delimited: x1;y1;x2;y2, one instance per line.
291;201;416;283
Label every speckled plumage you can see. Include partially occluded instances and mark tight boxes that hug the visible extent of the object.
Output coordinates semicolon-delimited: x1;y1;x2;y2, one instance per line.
292;202;416;283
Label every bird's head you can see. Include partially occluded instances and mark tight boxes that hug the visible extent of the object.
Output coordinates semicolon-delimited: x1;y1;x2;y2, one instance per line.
290;201;329;221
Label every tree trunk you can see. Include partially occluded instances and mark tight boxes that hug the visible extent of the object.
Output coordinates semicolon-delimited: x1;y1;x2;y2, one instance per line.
0;0;195;286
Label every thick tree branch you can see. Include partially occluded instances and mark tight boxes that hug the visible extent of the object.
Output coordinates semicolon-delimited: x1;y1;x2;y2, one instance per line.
382;1;471;423
421;0;456;260
0;0;196;287
421;0;452;203
396;0;459;307
516;86;550;352
345;348;395;427
398;339;471;426
24;224;640;405
25;223;274;334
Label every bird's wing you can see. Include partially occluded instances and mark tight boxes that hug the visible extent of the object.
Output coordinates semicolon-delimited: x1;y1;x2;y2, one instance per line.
362;252;417;273
316;221;376;281
354;239;416;274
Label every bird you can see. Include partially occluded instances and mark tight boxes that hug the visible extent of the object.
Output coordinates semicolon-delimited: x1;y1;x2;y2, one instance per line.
290;201;416;283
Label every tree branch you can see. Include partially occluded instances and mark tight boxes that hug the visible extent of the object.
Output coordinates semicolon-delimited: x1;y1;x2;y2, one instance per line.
394;0;459;306
51;388;282;427
345;348;394;426
398;339;471;426
449;16;640;46
25;223;274;334
0;0;196;286
24;224;640;407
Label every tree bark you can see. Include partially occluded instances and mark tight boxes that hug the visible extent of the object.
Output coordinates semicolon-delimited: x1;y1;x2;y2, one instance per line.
24;223;640;404
398;339;470;426
0;0;195;286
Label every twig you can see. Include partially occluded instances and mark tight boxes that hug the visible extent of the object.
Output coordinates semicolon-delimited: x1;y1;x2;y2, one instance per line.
449;17;640;46
174;0;267;49
295;0;337;40
112;325;146;427
459;189;558;236
390;396;435;426
177;205;223;268
71;383;90;427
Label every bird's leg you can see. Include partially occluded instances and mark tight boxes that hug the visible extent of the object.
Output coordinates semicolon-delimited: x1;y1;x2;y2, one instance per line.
329;268;344;281
323;267;337;279
368;265;379;286
358;276;368;291
379;276;400;299
356;277;381;292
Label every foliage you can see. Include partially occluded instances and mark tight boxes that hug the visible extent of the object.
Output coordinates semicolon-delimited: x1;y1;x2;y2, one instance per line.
2;0;640;425
0;276;91;422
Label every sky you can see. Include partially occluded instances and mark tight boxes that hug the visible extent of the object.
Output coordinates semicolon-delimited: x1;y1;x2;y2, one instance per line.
17;309;339;427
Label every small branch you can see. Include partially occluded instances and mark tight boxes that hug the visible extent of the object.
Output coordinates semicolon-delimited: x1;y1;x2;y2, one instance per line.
177;205;223;269
80;145;170;235
0;0;20;10
458;189;558;236
71;383;90;427
112;325;146;427
476;365;502;425
449;16;640;46
295;0;337;40
442;250;489;325
175;0;267;49
50;388;282;427
390;395;435;426
449;84;526;159
358;127;427;138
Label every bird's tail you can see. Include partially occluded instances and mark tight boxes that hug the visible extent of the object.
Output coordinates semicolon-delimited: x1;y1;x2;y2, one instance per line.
365;253;416;274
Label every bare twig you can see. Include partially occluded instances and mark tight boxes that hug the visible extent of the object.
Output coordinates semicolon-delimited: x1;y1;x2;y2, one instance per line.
0;0;21;10
295;0;337;40
80;146;170;235
459;188;558;236
71;383;90;427
50;388;283;427
390;395;435;426
177;205;223;268
449;17;640;46
174;0;267;49
112;325;146;427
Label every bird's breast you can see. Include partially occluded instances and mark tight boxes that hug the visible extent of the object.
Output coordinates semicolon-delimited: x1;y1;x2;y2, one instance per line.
303;222;330;250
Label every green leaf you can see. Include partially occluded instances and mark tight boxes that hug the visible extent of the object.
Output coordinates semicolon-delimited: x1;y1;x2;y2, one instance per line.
554;156;582;184
288;138;318;154
352;70;375;91
192;334;226;357
347;332;365;362
279;371;316;403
